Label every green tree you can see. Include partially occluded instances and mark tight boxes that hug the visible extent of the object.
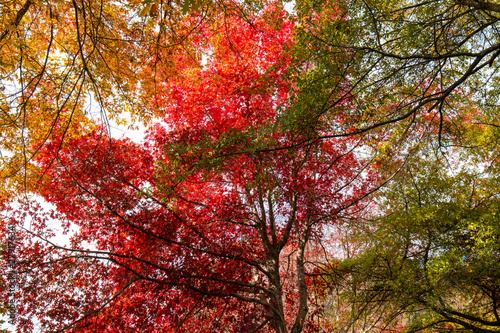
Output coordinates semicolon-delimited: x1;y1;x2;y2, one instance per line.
294;1;500;330
293;0;500;150
328;144;500;332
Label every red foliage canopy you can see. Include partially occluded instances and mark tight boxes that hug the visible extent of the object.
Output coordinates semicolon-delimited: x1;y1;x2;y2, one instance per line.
2;5;374;333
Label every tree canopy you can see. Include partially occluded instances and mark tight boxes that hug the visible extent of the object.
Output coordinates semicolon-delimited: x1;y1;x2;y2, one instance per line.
2;0;500;332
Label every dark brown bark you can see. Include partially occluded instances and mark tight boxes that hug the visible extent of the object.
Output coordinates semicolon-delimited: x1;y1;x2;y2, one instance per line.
456;0;500;13
0;0;34;45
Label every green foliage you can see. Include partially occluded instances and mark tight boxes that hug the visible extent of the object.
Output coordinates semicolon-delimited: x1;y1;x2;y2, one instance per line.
329;147;500;332
283;0;355;138
291;0;500;161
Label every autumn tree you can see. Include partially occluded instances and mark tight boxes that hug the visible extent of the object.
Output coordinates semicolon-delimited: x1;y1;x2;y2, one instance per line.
8;0;500;331
1;5;375;332
0;0;263;201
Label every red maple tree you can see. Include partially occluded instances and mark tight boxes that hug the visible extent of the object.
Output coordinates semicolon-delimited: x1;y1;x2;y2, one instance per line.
3;5;374;332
